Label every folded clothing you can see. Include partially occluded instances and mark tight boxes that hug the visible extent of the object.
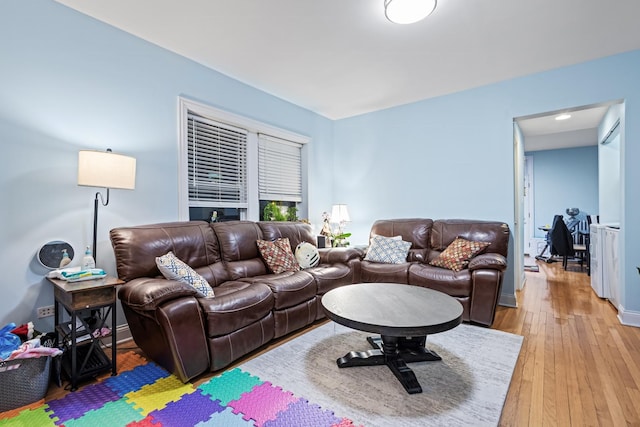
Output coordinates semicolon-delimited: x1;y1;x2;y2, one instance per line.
60;268;106;280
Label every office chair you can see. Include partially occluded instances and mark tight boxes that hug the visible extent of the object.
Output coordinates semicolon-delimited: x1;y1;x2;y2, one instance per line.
549;215;588;271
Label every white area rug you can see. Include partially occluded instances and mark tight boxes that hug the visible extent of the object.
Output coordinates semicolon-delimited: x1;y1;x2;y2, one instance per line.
239;322;523;427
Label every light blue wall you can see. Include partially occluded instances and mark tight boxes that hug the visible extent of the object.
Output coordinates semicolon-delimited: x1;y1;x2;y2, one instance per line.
1;0;639;330
527;146;599;238
334;50;640;312
0;0;334;331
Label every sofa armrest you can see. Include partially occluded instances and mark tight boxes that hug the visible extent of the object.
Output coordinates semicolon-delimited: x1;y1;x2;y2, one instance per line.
468;253;507;271
118;277;199;312
318;247;364;264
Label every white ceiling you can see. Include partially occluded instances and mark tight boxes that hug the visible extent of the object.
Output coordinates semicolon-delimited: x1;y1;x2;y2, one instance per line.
55;0;640;122
517;104;612;151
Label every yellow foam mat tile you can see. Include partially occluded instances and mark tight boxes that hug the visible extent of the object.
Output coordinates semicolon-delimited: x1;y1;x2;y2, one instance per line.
125;375;195;416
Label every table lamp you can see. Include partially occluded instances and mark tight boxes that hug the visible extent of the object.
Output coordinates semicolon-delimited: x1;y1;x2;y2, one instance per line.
330;204;351;235
78;149;136;264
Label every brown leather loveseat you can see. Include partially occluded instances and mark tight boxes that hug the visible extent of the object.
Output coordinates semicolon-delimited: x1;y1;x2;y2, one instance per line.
357;218;510;327
110;217;509;383
110;220;360;382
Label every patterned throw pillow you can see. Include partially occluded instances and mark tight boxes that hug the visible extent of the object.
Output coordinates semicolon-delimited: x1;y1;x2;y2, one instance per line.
364;235;412;264
429;237;490;272
257;238;301;274
156;251;214;297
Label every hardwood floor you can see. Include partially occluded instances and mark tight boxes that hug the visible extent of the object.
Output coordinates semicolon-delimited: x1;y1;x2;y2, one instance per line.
496;259;640;426
42;259;640;426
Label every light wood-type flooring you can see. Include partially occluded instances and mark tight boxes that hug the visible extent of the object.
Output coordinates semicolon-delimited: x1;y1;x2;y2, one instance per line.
42;258;640;426
497;259;640;427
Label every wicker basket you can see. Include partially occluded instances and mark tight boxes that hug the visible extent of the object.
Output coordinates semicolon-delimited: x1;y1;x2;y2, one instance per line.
0;355;52;412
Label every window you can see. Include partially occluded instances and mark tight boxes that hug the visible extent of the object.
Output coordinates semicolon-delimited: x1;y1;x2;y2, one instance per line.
258;134;302;202
179;97;309;222
187;114;248;206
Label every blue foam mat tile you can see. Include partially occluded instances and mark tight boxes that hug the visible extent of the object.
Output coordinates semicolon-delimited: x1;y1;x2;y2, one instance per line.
105;363;170;396
195;406;256;427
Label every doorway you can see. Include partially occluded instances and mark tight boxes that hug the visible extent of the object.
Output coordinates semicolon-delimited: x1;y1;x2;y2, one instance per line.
513;101;618;291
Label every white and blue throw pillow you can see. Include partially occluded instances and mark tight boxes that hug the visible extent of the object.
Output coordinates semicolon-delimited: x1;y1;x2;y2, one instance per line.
156;251;214;297
364;235;412;264
295;241;320;269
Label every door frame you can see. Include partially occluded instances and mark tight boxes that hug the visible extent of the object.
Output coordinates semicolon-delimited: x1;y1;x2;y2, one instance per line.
523;155;534;256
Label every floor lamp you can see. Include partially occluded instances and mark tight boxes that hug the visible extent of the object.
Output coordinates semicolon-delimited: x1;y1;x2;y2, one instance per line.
77;149;136;265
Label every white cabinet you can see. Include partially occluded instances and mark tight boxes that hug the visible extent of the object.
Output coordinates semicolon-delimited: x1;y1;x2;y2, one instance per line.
590;224;607;298
603;227;620;310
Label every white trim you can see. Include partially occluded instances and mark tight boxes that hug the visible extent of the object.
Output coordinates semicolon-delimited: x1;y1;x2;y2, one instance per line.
524;155;535;255
178;97;310;144
499;293;518;308
177;96;310;221
617;305;640;328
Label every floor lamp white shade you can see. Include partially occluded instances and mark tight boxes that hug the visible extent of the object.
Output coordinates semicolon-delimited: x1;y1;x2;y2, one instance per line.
78;150;136;190
77;149;136;263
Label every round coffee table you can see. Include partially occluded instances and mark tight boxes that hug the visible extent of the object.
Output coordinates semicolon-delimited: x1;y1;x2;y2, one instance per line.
321;283;463;394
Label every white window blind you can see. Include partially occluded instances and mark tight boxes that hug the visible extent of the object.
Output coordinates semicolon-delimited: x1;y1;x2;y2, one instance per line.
258;134;302;202
188;113;248;206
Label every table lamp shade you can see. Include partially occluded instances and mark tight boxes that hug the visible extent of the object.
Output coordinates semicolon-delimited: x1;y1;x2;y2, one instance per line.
78;150;136;190
331;204;350;223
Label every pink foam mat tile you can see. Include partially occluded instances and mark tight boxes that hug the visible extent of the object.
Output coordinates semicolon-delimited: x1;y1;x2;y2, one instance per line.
229;382;299;426
331;418;364;427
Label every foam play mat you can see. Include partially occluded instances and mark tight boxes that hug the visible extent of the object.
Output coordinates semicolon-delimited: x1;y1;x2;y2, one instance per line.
0;352;360;427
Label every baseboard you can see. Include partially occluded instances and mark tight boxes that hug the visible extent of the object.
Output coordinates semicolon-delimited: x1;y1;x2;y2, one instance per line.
499;293;517;308
100;324;133;348
617;306;640;328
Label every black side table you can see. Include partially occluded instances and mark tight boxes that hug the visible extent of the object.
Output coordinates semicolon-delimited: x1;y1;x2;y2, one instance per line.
47;276;123;391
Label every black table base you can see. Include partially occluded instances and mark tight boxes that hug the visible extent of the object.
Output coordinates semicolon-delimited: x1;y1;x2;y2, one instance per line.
336;335;441;394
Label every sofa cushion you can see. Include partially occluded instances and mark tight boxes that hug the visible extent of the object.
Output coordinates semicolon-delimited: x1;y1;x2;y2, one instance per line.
110;221;223;282
431;219;509;257
258;221;316;249
429;237;490;272
360;260;410;283
156;252;215;297
198;281;273;337
257;238;301;274
369;218;433;262
240;270;316;309
364;235;412;264
305;264;354;295
408;264;473;297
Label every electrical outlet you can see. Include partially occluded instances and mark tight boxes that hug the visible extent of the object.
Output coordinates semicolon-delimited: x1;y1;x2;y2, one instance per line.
37;305;55;318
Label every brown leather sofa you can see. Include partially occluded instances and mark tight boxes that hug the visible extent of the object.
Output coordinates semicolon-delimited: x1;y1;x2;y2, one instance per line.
110;220;360;382
357;218;510;327
110;217;508;383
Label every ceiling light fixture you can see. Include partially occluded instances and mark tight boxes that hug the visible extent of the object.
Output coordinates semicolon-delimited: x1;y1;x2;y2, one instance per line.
384;0;437;24
555;113;571;121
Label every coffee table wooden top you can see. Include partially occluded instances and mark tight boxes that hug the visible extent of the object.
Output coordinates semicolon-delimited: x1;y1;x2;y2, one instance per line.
321;283;463;337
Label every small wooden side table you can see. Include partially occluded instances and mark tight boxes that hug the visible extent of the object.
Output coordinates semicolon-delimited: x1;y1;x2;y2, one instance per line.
47;275;123;391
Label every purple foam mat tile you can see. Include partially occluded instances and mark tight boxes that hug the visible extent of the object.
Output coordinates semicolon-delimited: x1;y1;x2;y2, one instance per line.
105;363;170;396
147;389;225;426
263;399;341;427
45;381;121;423
230;382;299;425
